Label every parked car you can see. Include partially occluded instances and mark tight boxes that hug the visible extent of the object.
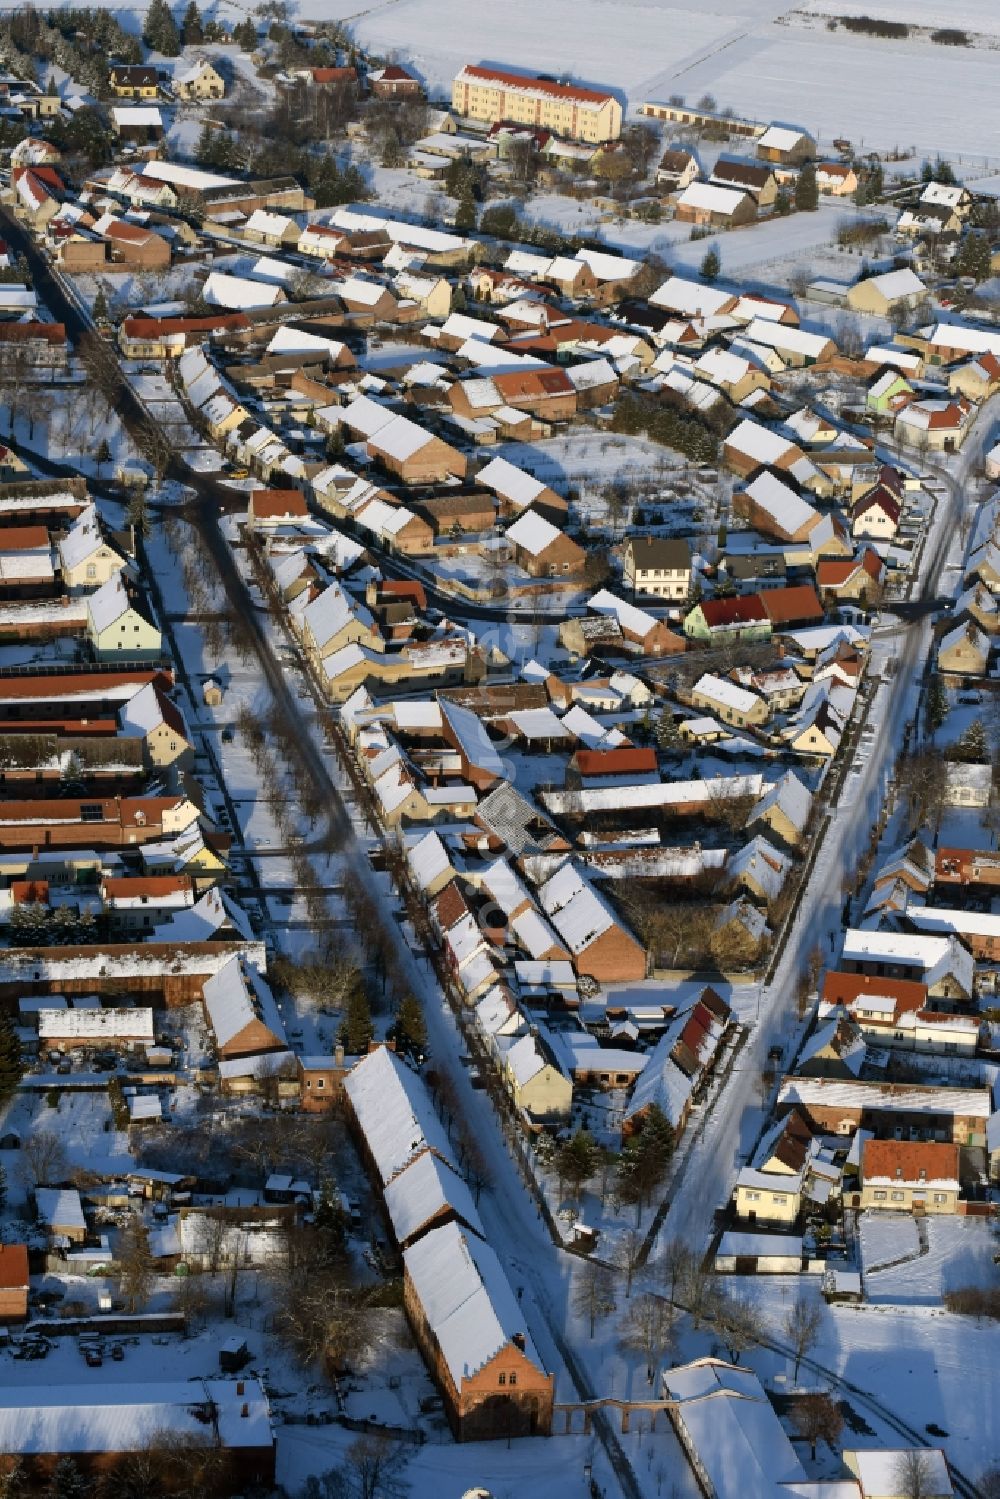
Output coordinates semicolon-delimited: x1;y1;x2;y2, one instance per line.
84;1348;103;1368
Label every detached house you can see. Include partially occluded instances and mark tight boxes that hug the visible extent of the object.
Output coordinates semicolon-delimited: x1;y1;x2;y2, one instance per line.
57;504;125;592
674;181;756;228
624;536;691;600
858;1139;961;1215
846;268;926;316
816;161;858;196
852;482;900;540
505;510;585;577
938;620;989;677
109;65;159;99
85;574;161;662
174;57;225;100
755;124;815;164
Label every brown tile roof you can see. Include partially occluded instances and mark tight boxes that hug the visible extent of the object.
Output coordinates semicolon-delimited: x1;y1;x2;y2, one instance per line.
761;584;824;625
0;524;49;551
0;1244;28;1291
250;488;309;519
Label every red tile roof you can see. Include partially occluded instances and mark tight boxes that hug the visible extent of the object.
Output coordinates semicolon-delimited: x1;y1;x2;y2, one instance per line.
0;322;65;346
574;747;656;777
822;970;927;1013
699;594;769;628
458;64;614;107
862;1138;959;1185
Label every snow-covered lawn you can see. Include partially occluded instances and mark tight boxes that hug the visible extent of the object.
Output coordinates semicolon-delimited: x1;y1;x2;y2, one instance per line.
865;1217;1000;1306
859;1212;920;1274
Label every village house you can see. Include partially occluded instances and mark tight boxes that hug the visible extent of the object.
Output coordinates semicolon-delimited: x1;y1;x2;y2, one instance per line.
690;673;769;729
817;549;884;604
452;64;621;143
710;157;778;207
109;65;159;99
174;56;226;100
369;63;424;100
948;352;1000;402
505;510;585;577
501;1032;572;1121
847;268;926;316
852;481;901;540
403;1222;554;1440
816;161;858;196
656;147;699;191
778;1075;990;1147
623;535;691;600
202;955;287;1061
110;106;164;144
247;488;310;530
937;620;989;677
823;971;979;1056
684;594;772;646
895;397;973;452
85;574;161;662
755;124;815;164
674;181;756;228
0;1244;28;1322
857;1139;961;1215
867;369;914;417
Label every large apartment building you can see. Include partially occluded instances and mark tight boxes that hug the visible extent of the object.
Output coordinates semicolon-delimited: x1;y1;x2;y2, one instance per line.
452;65;621;144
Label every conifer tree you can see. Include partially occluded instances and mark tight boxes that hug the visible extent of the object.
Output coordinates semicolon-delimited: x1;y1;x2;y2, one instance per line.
699;244;720;281
0;1014;24;1105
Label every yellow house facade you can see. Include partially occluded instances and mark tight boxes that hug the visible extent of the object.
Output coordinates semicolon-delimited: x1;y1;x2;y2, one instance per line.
452;65;621;144
733;1166;801;1224
175;59;226;101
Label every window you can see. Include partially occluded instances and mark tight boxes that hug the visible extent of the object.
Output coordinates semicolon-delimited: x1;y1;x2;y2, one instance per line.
316;1078;325;1090
498;1373;506;1387
509;1373;517;1386
86;563;96;580
772;1195;787;1205
744;1191;760;1202
873;1190;887;1201
933;1193;947;1204
891;1191;904;1202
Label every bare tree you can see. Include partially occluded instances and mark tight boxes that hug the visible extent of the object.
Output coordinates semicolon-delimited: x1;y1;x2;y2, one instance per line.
618;1291;676;1385
339;1431;411;1499
654;1239;695;1305
573;1260;616;1339
894;1450;946;1499
681;1258;720;1331
613;1226;645;1298
790;1393;844;1460
22;1129;68;1189
713;1288;764;1363
785;1295;824;1381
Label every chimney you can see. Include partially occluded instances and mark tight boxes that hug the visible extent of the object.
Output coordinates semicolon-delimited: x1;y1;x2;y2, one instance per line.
241;1403;249;1418
512;1332;525;1351
237;1381;244;1395
335;1043;345;1067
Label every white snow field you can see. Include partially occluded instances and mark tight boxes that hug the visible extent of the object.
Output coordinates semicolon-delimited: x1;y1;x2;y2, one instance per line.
316;0;1000;164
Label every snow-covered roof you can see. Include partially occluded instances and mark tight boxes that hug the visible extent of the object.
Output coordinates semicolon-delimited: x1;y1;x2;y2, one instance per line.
203;271;283;310
402;1221;544;1386
201;956;286;1051
758;124;809;150
506;508;560;556
692;672;761;717
86;572;131;634
677;181;749;214
141;158;238;192
650;276;734;318
664;1358;804;1499
384;1148;483;1246
112;106;162;126
35;1187;85;1231
406;830;452;892
344;1045;455;1185
0;1380;271;1456
476;455;548;510
538;862;620;955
